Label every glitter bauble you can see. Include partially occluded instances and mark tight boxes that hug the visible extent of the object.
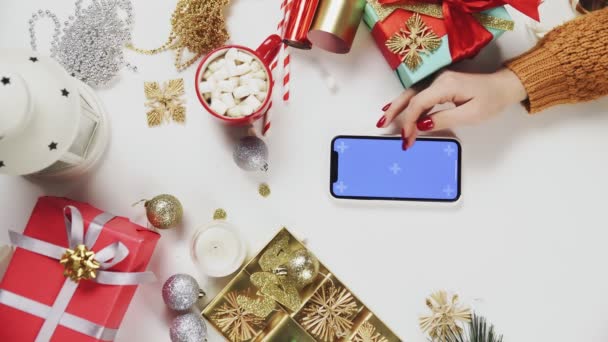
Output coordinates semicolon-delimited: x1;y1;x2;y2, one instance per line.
233;136;269;172
162;274;205;311
170;312;208;342
274;249;320;289
145;194;183;229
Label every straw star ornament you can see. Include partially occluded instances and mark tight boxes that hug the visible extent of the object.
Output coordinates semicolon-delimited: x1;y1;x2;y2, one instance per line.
419;291;472;340
211;291;265;341
385;13;442;70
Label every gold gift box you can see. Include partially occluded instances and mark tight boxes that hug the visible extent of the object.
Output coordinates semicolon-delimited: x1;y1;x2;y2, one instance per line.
202;228;402;342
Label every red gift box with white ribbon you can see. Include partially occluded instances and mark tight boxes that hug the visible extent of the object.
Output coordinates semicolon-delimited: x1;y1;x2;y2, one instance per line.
0;197;159;342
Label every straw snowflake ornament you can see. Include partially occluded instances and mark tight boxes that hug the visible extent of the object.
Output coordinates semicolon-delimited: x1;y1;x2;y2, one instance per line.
352;321;389;342
144;78;186;127
385;13;441;70
299;283;358;341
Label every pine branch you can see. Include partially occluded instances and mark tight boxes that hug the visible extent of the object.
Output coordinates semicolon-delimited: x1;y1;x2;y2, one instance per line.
442;314;503;342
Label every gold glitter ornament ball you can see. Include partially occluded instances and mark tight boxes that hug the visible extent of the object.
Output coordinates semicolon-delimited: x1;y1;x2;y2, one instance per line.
145;194;183;229
275;249;320;289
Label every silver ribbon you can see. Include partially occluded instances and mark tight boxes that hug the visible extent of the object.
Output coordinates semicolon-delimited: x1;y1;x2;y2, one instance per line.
0;206;156;342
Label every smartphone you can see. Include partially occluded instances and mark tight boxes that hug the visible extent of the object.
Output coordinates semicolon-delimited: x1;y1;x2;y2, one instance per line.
330;136;461;202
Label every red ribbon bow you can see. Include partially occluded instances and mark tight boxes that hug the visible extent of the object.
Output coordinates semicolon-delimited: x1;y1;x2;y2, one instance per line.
378;0;540;61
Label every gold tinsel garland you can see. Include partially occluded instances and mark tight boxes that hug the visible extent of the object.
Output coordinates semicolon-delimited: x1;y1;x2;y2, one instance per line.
129;0;230;71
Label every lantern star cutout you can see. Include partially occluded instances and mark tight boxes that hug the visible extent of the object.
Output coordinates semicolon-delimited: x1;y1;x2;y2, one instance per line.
144;78;186;127
385;13;442;70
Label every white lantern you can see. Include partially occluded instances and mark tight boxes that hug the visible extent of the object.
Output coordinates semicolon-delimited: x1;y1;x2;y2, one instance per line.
0;49;109;179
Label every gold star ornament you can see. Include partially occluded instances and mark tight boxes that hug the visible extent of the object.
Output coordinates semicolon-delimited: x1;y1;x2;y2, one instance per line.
59;244;100;282
385;13;442;70
144;78;186;127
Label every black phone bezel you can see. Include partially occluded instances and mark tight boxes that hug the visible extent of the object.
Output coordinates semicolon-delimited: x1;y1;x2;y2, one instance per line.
329;135;462;202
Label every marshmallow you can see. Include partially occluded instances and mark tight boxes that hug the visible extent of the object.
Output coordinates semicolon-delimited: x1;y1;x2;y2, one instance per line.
236;51;254;64
226;106;242;117
239;74;253;86
239;103;254;116
230;63;251;77
210;99;228;116
254;91;267;102
233;85;253;99
250;61;262;72
198;80;215;94
251;70;267;80
243;95;262;110
211;66;230;81
220;93;236;108
207;58;226;72
225;48;238;61
211;89;222;100
243;78;266;92
218;78;238;93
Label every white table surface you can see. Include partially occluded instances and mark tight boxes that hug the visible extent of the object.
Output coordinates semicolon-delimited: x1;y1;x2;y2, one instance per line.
2;1;608;341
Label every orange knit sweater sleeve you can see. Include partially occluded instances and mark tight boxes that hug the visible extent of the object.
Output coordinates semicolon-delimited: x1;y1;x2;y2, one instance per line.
505;8;608;113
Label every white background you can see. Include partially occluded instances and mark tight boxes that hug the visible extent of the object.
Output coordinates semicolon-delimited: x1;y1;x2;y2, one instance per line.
2;1;608;341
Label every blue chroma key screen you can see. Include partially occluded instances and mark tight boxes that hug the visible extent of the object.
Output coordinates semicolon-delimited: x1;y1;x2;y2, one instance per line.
330;136;461;201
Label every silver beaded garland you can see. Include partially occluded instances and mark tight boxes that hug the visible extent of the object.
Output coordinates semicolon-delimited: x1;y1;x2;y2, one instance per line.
162;274;205;311
29;0;136;87
170;313;208;342
233;136;269;172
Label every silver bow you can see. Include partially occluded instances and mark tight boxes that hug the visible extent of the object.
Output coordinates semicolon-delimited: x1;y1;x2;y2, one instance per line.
0;206;156;342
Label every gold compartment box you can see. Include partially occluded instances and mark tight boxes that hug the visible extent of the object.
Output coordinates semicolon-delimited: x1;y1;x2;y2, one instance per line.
202;228;402;342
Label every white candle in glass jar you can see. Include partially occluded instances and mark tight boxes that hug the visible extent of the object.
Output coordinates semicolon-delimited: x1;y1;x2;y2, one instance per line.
191;221;246;277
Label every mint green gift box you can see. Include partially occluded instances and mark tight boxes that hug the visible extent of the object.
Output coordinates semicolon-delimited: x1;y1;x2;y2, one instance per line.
363;0;513;88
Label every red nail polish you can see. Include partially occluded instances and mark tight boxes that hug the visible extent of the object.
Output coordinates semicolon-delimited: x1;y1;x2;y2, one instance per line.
417;117;434;131
376;116;386;128
382;102;391;111
401;128;408;150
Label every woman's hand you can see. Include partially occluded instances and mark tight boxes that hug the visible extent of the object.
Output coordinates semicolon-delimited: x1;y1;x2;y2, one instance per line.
376;68;528;149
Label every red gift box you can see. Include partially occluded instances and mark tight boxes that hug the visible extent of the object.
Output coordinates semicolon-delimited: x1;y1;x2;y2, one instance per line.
0;197;160;342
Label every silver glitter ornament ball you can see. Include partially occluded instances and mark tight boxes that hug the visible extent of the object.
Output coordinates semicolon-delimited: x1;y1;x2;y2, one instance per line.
233;136;269;172
170;313;208;342
162;274;204;311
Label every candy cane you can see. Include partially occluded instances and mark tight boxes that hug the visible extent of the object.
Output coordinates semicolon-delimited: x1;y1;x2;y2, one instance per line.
263;0;291;135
